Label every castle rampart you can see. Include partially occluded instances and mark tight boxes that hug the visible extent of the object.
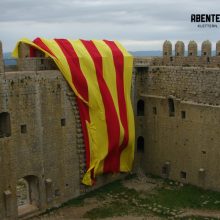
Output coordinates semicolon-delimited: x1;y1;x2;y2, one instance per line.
135;40;220;68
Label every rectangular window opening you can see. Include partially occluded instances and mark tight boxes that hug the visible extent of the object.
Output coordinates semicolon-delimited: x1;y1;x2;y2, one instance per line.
0;112;11;138
153;107;157;115
180;171;187;179
61;118;66;127
136;66;149;73
162;166;168;175
21;124;27;134
181;111;186;119
168;98;175;117
54;189;60;197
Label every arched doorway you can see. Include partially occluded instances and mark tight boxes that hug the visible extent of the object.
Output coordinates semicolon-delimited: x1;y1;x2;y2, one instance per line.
17;175;39;217
135;136;145;170
137;136;144;153
137;100;145;116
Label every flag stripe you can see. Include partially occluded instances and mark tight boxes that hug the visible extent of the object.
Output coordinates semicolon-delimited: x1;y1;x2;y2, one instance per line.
92;40;126;153
81;40;121;173
114;41;135;171
71;40;109;179
55;39;89;102
33;37;56;58
104;41;129;153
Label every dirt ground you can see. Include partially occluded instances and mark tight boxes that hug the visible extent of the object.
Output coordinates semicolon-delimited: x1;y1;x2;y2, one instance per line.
32;174;163;220
32;172;220;220
32;198;161;220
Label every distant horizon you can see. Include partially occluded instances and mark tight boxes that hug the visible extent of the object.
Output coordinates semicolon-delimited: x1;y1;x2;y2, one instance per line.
2;50;162;53
3;49;218;58
2;40;220;53
2;49;218;66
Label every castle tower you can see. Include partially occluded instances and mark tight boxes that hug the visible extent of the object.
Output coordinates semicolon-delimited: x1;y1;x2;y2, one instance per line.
17;42;31;71
0;41;3;73
0;41;3;60
216;41;220;56
163;40;172;57
18;42;30;58
188;40;197;57
175;41;185;56
201;40;211;57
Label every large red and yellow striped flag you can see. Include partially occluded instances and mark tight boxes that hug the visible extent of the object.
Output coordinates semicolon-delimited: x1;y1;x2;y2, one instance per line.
13;38;135;185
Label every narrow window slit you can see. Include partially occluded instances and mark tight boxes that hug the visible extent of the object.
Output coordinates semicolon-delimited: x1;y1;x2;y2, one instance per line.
61;118;66;127
168;98;175;117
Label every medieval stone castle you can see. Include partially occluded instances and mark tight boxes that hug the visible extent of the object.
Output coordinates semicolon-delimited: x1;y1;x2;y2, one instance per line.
0;40;220;219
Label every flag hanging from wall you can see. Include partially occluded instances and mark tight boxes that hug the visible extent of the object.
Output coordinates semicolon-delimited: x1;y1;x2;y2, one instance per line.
13;38;135;186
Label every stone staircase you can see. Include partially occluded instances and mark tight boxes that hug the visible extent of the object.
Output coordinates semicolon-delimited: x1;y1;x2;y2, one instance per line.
66;91;89;194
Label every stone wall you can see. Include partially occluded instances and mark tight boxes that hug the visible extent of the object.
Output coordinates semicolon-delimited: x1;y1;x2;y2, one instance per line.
136;66;220;105
0;69;126;220
134;51;220;191
0;70;81;219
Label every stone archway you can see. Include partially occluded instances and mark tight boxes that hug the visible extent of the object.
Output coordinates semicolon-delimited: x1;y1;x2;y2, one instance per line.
17;175;39;217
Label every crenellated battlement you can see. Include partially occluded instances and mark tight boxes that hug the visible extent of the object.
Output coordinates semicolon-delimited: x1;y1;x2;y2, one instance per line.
2;40;220;73
135;40;220;68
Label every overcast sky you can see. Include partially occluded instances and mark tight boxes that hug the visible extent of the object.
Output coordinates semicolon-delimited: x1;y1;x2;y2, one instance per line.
0;0;220;52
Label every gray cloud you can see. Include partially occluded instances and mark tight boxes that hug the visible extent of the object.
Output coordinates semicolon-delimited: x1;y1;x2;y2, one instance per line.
0;0;191;23
0;0;220;51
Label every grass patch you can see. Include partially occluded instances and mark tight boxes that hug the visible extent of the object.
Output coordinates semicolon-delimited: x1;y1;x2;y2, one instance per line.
83;177;220;219
42;175;220;219
84;187;147;219
61;179;126;207
150;184;220;210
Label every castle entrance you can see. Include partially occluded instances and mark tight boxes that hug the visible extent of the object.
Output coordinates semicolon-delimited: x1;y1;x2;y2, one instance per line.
17;175;39;217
